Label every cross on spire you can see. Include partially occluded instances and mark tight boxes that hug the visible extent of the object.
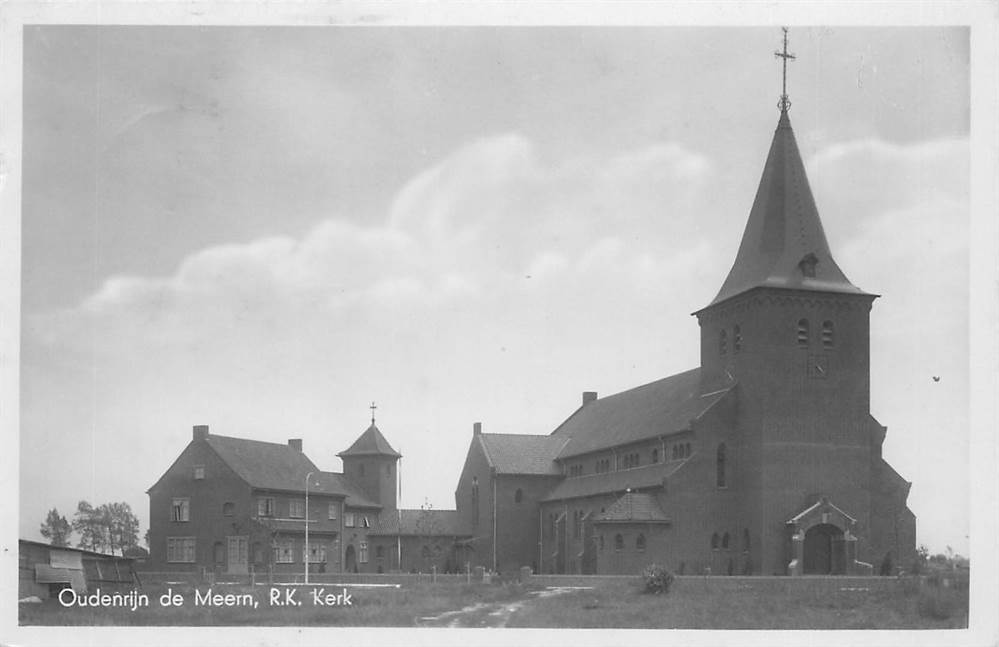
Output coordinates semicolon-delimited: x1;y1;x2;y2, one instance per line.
774;27;796;113
369;401;377;425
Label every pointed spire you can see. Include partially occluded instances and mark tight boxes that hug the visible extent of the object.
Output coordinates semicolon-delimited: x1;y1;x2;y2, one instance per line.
337;402;402;458
702;33;871;309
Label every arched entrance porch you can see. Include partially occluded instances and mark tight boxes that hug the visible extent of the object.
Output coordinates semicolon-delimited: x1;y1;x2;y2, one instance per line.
803;523;846;574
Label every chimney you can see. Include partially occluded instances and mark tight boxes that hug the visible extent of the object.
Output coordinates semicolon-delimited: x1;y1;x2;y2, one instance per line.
473;422;482;435
288;438;303;452
193;425;209;441
582;391;598;406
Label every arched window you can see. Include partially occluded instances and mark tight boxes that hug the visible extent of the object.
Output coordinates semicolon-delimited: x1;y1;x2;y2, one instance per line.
652;448;659;464
711;532;720;550
734;325;742;352
672;445;678;460
822;320;834;347
797;318;810;346
716;443;727;488
614;534;624;552
722;532;730;549
685;442;691;457
222;502;234;516
471;477;479;528
743;528;750;552
719;329;728;355
636;534;646;552
514;488;523;504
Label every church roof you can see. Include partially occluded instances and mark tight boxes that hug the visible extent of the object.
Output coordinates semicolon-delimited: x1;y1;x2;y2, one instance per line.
205;434;323;493
552;368;731;459
542;460;686;502
595;491;671;524
337;423;402;458
704;110;871;309
369;509;469;537
478;433;567;475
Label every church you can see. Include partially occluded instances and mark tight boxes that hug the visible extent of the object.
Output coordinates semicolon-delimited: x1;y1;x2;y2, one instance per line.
147;35;915;578
451;35;916;577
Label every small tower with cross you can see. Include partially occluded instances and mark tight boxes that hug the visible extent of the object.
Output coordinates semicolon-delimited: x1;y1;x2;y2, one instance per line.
337;401;402;511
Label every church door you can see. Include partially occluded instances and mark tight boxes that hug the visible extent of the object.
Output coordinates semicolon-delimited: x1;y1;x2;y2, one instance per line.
345;545;357;573
227;536;248;575
803;524;844;574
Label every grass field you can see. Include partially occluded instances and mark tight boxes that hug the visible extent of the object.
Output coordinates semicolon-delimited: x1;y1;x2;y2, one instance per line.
18;575;969;629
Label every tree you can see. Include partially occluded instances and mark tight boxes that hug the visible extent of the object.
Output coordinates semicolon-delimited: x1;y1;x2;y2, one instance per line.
100;502;140;555
72;500;108;553
39;508;72;546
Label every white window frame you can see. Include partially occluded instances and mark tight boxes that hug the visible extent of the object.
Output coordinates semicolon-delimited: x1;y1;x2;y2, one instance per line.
344;512;356;528
193;465;205;480
328;502;339;520
274;539;294;564
257;497;275;517
359;541;369;564
289;498;305;519
303;543;327;564
171;498;190;522
167;537;196;563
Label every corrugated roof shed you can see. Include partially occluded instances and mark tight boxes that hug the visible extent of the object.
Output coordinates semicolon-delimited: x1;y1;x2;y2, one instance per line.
552;369;730;458
478;433;567;475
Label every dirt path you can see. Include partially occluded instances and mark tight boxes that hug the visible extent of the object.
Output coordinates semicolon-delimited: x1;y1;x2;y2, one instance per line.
416;586;590;628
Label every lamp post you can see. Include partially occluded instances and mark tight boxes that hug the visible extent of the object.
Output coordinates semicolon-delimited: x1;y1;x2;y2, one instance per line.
305;471;315;585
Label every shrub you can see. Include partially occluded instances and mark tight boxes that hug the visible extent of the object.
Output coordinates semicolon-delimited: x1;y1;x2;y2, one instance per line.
641;563;675;595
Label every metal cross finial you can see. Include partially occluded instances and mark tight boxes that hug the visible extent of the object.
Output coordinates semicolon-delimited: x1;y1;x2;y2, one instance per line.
774;26;796;112
370;401;377;424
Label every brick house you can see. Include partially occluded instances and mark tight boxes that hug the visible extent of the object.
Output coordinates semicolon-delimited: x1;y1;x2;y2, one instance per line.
453;102;916;577
147;422;468;576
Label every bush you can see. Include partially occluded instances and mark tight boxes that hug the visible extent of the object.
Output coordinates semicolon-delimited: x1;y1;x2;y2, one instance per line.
642;563;675;595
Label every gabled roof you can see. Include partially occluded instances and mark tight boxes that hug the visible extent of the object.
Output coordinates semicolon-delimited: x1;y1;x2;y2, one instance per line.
205;434;323;493
595;491;671;524
542;460;686;502
552;368;731;458
369;509;469;537
704;110;872;309
478;433;567;475
338;423;402;458
313;472;381;508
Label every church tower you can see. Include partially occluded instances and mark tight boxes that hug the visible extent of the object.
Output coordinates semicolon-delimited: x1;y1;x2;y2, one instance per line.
693;29;913;575
338;403;401;512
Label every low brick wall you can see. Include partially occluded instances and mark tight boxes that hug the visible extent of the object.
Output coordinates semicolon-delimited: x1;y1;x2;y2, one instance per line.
525;573;914;594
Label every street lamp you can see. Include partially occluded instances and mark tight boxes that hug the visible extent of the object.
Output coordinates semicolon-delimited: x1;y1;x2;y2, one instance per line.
305;471;315;585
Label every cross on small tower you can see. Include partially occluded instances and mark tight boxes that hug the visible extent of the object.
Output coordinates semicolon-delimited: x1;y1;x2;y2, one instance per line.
774;27;796;112
369;401;377;425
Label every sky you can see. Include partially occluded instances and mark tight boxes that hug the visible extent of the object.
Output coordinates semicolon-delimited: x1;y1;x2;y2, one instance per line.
17;25;970;555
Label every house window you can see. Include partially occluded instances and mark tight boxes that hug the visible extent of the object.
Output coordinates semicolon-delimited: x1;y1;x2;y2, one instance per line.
193;466;205;480
471;478;480;528
222;502;234;517
166;537;196;563
734;325;742;352
719;329;727;355
672;445;678;460
686;443;691;457
822;320;834;347
711;533;720;550
344;512;356;528
303;543;327;564
359;541;369;564
328;502;339;520
722;532;730;550
171;498;190;522
636;534;646;552
289;499;305;519
361;516;371;528
716;443;727;488
274;539;294;563
614;534;624;552
515;488;523;504
797;318;810;346
257;497;275;517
